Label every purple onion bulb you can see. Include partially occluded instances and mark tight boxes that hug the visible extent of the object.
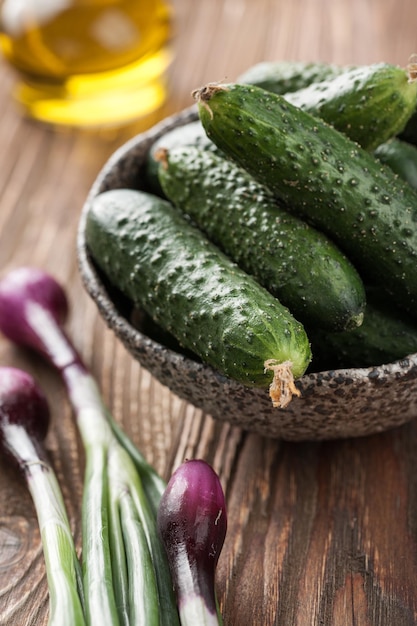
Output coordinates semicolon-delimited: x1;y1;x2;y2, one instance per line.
0;366;50;465
157;459;227;622
0;266;82;369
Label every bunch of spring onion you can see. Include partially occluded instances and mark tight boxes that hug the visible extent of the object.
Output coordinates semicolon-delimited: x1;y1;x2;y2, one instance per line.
0;267;177;626
0;266;228;626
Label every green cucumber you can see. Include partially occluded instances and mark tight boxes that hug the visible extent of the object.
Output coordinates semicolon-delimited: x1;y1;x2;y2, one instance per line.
145;121;216;196
374;138;417;190
157;145;365;332
193;82;417;317
85;188;312;407
283;63;417;150
239;61;417;148
146;61;357;194
237;60;349;94
308;291;417;371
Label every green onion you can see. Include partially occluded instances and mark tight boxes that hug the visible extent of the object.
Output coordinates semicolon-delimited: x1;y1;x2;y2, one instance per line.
108;441;159;625
157;459;227;626
0;267;179;626
0;366;86;626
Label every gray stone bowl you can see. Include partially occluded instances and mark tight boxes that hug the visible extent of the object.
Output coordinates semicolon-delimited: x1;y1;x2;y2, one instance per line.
77;106;417;441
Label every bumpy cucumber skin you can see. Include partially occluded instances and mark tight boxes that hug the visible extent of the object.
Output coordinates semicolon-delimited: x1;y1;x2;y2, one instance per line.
284;63;417;151
158;145;365;332
85;189;311;388
374;138;417;190
145;121;217;195
308;293;417;371
237;60;349;94
195;83;417;316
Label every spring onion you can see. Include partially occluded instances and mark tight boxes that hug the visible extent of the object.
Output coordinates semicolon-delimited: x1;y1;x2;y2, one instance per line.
0;366;86;626
157;459;227;626
0;266;179;626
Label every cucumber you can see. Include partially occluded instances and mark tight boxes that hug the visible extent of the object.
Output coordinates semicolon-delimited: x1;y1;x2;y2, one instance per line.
145;121;216;196
308;291;417;371
157;145;365;332
283;63;417;150
374;138;417;190
237;60;349;94
146;62;350;194
193;82;417;317
85;188;312;407
145;61;357;195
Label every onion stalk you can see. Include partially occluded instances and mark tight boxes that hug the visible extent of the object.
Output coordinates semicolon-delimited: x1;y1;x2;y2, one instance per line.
0;267;179;626
0;366;86;626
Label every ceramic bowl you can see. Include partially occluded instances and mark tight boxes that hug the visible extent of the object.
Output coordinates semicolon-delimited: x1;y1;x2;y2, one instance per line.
77;106;417;441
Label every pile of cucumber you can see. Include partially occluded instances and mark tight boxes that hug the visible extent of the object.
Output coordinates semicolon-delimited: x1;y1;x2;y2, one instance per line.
85;59;417;408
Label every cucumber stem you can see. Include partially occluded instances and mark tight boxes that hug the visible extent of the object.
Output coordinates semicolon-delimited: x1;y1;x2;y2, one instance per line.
264;359;301;408
191;83;229;119
407;54;417;82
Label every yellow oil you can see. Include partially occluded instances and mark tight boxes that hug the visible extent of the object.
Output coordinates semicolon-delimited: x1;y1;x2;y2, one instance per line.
0;0;173;127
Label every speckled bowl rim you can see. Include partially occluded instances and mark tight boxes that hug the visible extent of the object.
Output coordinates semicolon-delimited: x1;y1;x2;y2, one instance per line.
77;106;417;440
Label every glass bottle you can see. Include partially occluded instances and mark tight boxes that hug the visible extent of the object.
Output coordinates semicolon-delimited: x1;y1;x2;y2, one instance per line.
0;0;173;127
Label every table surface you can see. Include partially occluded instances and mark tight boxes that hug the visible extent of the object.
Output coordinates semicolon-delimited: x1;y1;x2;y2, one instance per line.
2;1;417;624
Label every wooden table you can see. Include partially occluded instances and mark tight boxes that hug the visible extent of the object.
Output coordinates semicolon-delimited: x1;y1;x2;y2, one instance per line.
1;1;417;624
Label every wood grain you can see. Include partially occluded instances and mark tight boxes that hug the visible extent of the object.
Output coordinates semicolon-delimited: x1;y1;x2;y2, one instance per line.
1;0;417;624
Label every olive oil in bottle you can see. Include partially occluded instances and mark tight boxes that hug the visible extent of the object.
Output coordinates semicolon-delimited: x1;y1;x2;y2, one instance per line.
0;0;173;127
